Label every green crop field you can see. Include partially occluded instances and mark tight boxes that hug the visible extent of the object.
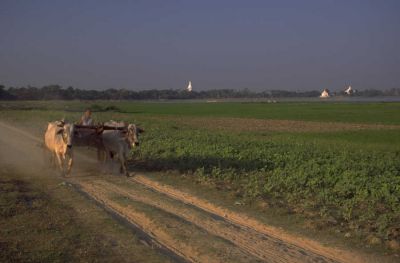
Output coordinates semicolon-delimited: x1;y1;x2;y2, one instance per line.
120;102;400;125
1;100;399;246
2;100;400;124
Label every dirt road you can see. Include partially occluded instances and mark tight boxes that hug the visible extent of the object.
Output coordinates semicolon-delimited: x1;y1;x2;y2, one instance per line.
0;121;384;263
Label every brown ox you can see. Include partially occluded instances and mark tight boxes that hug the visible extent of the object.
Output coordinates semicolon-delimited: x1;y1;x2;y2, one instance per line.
44;121;75;176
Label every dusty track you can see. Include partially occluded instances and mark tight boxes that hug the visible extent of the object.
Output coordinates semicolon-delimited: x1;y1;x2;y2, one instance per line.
131;176;371;263
76;178;338;263
0;121;384;263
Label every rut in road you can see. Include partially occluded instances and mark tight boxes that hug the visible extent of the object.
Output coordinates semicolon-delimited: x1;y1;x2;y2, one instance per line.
131;175;372;263
74;177;338;263
75;178;262;263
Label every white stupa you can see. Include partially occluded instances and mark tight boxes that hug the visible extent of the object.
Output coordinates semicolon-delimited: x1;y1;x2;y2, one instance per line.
344;85;354;95
320;89;330;98
186;81;192;92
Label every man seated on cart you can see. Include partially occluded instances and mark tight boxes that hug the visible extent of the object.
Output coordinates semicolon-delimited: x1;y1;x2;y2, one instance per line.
74;108;103;148
79;109;93;126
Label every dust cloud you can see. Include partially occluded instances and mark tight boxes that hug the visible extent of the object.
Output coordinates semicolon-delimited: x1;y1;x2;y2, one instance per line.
0;121;105;178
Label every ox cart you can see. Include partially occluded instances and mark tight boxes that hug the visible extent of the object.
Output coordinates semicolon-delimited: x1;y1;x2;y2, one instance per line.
73;123;127;146
74;123;128;132
73;122;143;176
45;120;142;177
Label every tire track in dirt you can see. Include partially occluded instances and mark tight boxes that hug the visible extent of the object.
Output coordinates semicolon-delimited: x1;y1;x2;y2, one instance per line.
75;181;200;263
69;181;189;263
83;178;336;263
131;175;371;263
76;179;262;263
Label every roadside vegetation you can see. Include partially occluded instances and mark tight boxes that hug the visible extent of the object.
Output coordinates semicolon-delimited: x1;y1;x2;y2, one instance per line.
1;101;399;253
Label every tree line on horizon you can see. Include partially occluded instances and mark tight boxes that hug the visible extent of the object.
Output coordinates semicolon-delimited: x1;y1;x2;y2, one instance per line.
1;84;399;100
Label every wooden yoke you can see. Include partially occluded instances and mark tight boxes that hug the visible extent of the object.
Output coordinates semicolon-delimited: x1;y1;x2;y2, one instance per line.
74;124;128;135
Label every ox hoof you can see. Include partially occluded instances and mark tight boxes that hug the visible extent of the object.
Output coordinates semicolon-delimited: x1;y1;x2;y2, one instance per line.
126;172;134;177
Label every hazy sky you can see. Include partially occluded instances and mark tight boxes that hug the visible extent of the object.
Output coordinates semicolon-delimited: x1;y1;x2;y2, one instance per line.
1;0;399;91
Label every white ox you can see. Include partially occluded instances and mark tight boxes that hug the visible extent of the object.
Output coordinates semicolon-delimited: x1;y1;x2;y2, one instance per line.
44;121;75;176
101;121;144;176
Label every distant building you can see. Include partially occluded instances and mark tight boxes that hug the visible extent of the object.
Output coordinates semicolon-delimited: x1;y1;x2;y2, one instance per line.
320;89;330;98
186;81;192;92
344;85;355;95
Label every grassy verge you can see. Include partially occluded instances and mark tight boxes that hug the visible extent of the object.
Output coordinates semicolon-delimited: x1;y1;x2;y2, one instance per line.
0;166;172;262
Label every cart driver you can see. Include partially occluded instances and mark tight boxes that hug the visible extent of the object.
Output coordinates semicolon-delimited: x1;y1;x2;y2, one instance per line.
79;109;93;126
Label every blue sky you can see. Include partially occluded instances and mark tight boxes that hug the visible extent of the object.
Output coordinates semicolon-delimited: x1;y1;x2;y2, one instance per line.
0;0;399;91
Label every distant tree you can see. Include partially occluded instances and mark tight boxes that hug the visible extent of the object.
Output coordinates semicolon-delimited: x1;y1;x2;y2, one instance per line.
0;85;11;99
0;84;398;101
356;89;384;97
